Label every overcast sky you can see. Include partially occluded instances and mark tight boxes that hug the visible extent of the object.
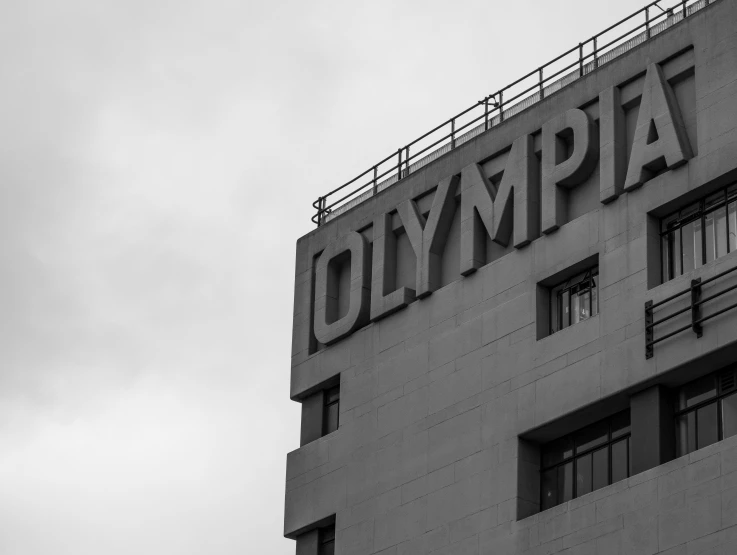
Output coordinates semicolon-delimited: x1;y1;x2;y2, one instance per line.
0;0;654;553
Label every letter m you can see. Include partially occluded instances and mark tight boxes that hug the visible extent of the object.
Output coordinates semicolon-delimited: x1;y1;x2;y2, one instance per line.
460;134;538;276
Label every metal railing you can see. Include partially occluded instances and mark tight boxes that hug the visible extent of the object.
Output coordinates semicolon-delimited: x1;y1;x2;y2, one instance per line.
645;264;737;359
312;0;716;226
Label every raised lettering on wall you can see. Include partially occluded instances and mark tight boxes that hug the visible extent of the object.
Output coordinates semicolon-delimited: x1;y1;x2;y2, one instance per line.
398;175;459;298
624;63;693;191
599;86;627;204
370;213;416;322
313;231;371;345
459;134;538;276
541;108;599;234
311;59;694;344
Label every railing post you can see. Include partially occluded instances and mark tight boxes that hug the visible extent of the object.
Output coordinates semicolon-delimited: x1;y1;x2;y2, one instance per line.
593;36;598;69
451;119;456;149
539;67;544;100
397;148;402;181
683;0;687;18
579;43;584;77
373;166;378;195
319;197;326;226
484;97;489;131
691;277;703;338
645;300;654;359
405;146;410;177
499;90;504;123
646;7;651;39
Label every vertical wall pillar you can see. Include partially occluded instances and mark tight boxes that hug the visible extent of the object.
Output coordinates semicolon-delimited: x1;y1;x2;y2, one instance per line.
296;529;320;555
630;385;675;475
300;390;325;447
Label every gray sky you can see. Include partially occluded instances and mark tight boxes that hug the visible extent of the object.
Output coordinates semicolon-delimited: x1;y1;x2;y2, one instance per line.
0;0;651;553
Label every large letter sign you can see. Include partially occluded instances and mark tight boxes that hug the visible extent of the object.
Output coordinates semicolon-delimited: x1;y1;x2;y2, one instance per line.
624;63;693;191
314;231;371;345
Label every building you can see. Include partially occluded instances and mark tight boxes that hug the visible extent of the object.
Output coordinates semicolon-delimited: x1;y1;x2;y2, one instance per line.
285;1;737;553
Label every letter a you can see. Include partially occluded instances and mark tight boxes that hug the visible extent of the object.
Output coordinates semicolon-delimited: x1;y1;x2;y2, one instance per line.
624;63;692;191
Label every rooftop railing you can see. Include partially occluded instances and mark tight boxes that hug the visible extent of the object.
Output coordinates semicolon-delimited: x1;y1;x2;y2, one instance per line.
312;0;717;226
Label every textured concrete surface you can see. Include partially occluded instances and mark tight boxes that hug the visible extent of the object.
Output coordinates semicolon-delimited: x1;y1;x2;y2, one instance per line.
286;1;737;553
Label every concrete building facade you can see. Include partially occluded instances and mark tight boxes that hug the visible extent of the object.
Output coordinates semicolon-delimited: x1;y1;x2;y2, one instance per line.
285;1;737;554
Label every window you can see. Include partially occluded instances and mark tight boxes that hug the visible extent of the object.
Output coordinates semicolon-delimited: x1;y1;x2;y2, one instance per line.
322;385;340;436
661;182;737;283
540;411;630;510
676;368;737;457
549;267;599;334
318;526;335;555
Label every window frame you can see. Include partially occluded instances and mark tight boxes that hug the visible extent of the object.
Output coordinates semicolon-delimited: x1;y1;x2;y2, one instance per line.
661;182;737;283
539;411;631;511
549;267;599;335
675;368;737;456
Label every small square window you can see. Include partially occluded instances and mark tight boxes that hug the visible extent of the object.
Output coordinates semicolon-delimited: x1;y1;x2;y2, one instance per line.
549;267;599;335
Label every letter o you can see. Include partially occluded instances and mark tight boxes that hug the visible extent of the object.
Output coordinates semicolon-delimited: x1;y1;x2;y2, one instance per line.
314;231;370;345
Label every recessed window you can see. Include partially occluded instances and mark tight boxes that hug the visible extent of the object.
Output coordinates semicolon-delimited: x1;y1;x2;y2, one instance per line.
676;368;737;457
318;525;335;555
540;411;630;511
322;385;340;436
549;267;599;334
661;182;737;283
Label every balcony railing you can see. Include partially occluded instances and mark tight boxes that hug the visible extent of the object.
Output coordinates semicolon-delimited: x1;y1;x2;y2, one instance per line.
312;0;717;226
645;264;737;359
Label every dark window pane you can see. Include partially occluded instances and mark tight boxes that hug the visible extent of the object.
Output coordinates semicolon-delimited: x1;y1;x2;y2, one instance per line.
321;527;335;543
679;375;717;409
611;438;628;483
611;411;631;438
541;469;558;511
324;403;339;435
593;447;609;491
676;412;697;456
558;462;573;504
319;539;334;555
723;393;737;440
673;228;682;278
705;191;724;209
550;290;560;333
729;202;737;253
575;419;609;453
319;526;335;555
325;386;340;405
576;454;592;496
697;403;719;450
542;436;574;468
561;290;570;329
662;234;671;282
